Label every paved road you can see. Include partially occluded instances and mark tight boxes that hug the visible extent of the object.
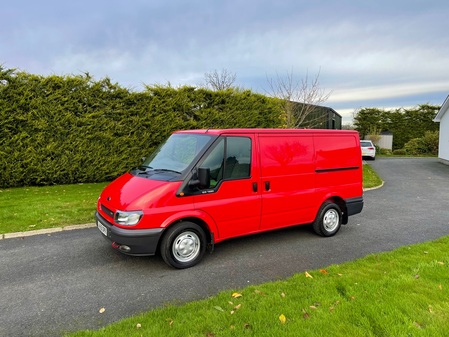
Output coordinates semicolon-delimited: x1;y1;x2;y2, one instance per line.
1;158;449;336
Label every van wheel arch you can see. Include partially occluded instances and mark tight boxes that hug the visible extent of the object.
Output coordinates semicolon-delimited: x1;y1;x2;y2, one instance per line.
159;218;213;269
160;221;206;269
324;197;348;224
313;201;342;237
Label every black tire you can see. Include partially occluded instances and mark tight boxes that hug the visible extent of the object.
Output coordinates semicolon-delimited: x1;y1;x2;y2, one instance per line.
160;222;206;269
313;202;342;237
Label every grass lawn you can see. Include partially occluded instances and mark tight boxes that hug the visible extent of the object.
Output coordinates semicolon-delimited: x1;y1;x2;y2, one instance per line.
0;182;108;234
363;163;383;189
68;235;449;336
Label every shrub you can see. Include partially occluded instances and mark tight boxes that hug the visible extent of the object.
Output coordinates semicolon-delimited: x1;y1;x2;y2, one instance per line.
404;131;439;155
378;148;392;156
393;149;407;155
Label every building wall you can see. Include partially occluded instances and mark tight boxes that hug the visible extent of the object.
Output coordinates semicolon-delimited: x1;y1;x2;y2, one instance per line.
438;111;449;163
377;135;393;150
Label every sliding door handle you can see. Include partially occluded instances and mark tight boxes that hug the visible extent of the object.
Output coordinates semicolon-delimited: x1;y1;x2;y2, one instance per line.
265;181;270;191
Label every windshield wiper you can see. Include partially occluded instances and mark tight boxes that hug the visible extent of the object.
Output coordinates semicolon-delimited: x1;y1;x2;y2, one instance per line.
138;165;153;170
153;168;182;174
133;165;154;175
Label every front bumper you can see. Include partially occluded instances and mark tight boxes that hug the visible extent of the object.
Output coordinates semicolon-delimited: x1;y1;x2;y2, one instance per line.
95;211;164;256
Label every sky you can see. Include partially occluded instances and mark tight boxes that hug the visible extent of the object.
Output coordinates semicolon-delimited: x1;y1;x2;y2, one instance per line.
2;0;449;125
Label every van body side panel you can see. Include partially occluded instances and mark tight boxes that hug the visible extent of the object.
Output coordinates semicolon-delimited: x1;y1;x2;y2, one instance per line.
258;134;317;229
193;180;261;240
314;134;364;202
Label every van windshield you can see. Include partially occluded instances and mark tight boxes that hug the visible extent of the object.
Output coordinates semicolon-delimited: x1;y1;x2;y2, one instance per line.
141;134;213;173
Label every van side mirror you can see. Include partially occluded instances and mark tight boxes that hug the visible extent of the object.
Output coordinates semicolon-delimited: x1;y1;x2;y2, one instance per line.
189;167;211;189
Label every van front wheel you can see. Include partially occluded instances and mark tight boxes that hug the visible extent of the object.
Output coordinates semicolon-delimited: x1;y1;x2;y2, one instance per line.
313;202;342;237
160;222;206;269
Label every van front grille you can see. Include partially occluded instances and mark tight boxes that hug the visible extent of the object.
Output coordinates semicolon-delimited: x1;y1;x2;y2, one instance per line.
101;204;114;219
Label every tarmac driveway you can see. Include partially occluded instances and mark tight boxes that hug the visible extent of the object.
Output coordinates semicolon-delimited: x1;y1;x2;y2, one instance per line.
1;157;448;336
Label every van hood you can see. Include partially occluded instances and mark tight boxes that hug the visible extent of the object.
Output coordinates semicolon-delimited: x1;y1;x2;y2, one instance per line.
100;173;180;210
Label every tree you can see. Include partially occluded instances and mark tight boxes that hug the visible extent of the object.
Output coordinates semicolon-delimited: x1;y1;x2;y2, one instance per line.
265;69;331;128
354;105;439;150
203;69;237;91
353;108;384;139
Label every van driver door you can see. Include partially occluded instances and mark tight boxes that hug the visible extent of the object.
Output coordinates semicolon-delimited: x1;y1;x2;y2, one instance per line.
192;135;262;240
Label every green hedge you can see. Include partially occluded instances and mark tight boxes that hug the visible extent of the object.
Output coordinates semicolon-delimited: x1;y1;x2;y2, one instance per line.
0;68;282;188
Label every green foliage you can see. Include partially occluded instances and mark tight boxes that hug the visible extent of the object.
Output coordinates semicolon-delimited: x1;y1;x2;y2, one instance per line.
378;148;393;156
404;131;439;155
0;67;282;188
354;105;440;150
393;149;407;155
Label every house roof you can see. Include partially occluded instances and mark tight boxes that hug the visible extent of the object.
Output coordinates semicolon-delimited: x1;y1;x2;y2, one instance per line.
434;95;449;122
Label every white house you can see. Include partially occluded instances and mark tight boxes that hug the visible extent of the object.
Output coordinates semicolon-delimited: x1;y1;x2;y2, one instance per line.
434;95;449;165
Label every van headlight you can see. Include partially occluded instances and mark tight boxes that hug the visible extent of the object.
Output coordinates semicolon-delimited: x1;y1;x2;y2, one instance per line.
114;210;143;226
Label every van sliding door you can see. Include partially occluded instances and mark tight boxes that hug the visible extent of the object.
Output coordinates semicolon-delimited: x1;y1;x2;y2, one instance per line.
258;134;317;230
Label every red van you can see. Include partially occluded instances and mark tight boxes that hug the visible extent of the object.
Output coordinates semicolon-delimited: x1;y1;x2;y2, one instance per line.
95;129;363;268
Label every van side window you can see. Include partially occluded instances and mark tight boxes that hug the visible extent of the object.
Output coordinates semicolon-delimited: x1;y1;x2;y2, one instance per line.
199;137;251;188
224;137;251;179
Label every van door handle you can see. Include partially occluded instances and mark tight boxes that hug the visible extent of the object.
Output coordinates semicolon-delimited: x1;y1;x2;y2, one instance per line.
252;182;258;192
265;181;270;191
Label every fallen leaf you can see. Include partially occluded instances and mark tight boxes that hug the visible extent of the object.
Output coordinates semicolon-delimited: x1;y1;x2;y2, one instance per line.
303;312;311;319
428;305;433;313
414;274;420;279
234;304;242;310
305;271;313;278
232;292;242;298
243;323;251;329
279;314;286;324
99;307;105;314
230;310;235;315
214;306;225;312
309;305;317;310
413;322;422;329
437;261;444;265
136;323;142;329
319;269;328;274
281;292;286;298
439;284;443;290
254;290;266;296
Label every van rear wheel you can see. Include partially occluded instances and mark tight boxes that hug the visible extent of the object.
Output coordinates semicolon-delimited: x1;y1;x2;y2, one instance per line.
160;222;206;269
313;202;342;237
